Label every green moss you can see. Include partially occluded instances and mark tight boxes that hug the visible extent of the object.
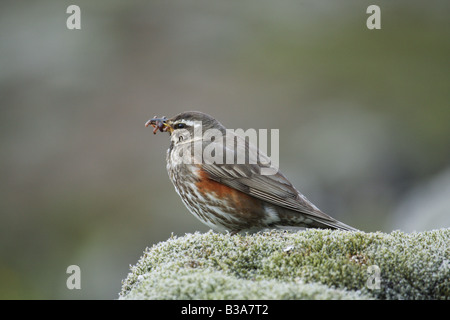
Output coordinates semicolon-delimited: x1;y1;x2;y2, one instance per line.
119;229;449;300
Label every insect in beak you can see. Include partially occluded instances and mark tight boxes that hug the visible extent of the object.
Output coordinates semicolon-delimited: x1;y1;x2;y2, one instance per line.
145;116;173;134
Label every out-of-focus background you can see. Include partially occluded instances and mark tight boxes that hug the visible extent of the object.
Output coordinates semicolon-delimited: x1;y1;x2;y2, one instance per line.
1;0;449;299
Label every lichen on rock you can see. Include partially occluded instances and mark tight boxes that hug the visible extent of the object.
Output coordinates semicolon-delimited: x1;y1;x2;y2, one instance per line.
119;228;449;300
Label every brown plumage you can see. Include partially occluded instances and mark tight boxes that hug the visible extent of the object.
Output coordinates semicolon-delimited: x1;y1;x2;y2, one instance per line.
146;111;358;234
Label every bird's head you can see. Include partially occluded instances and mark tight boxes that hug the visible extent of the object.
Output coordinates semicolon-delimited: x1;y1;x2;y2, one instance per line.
145;111;226;146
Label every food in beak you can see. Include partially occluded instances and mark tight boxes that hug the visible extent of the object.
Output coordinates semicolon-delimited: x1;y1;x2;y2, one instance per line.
145;116;169;134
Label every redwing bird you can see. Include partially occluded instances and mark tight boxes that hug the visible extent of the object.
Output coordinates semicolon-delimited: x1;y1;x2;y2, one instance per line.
146;111;358;234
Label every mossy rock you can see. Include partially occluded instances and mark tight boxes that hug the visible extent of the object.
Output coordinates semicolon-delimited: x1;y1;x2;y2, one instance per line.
119;228;449;300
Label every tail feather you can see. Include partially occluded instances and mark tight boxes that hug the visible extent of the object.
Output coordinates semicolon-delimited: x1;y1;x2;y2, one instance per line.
318;218;359;231
277;207;359;232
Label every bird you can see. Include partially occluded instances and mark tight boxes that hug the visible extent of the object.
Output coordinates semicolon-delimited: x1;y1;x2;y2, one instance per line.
145;111;358;234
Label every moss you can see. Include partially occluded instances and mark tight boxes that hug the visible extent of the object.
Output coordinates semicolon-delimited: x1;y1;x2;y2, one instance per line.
119;228;449;300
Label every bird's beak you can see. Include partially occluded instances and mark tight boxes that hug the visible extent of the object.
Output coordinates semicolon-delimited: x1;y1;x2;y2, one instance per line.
145;116;174;135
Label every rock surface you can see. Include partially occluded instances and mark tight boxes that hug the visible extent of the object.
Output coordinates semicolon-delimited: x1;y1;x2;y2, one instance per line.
120;229;449;299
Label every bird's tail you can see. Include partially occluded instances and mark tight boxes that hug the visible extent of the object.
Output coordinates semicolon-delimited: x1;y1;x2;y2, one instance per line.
327;220;359;231
312;216;359;232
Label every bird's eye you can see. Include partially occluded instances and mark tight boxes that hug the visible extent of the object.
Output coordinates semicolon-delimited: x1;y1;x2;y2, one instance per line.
175;123;186;129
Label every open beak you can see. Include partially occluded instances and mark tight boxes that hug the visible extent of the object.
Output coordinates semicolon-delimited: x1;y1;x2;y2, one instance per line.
145;116;174;134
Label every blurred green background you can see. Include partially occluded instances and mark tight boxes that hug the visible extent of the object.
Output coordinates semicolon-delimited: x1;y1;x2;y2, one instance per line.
0;0;449;299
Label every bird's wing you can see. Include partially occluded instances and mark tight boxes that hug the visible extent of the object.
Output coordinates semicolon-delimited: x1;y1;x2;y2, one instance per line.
200;133;352;228
203;163;330;217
